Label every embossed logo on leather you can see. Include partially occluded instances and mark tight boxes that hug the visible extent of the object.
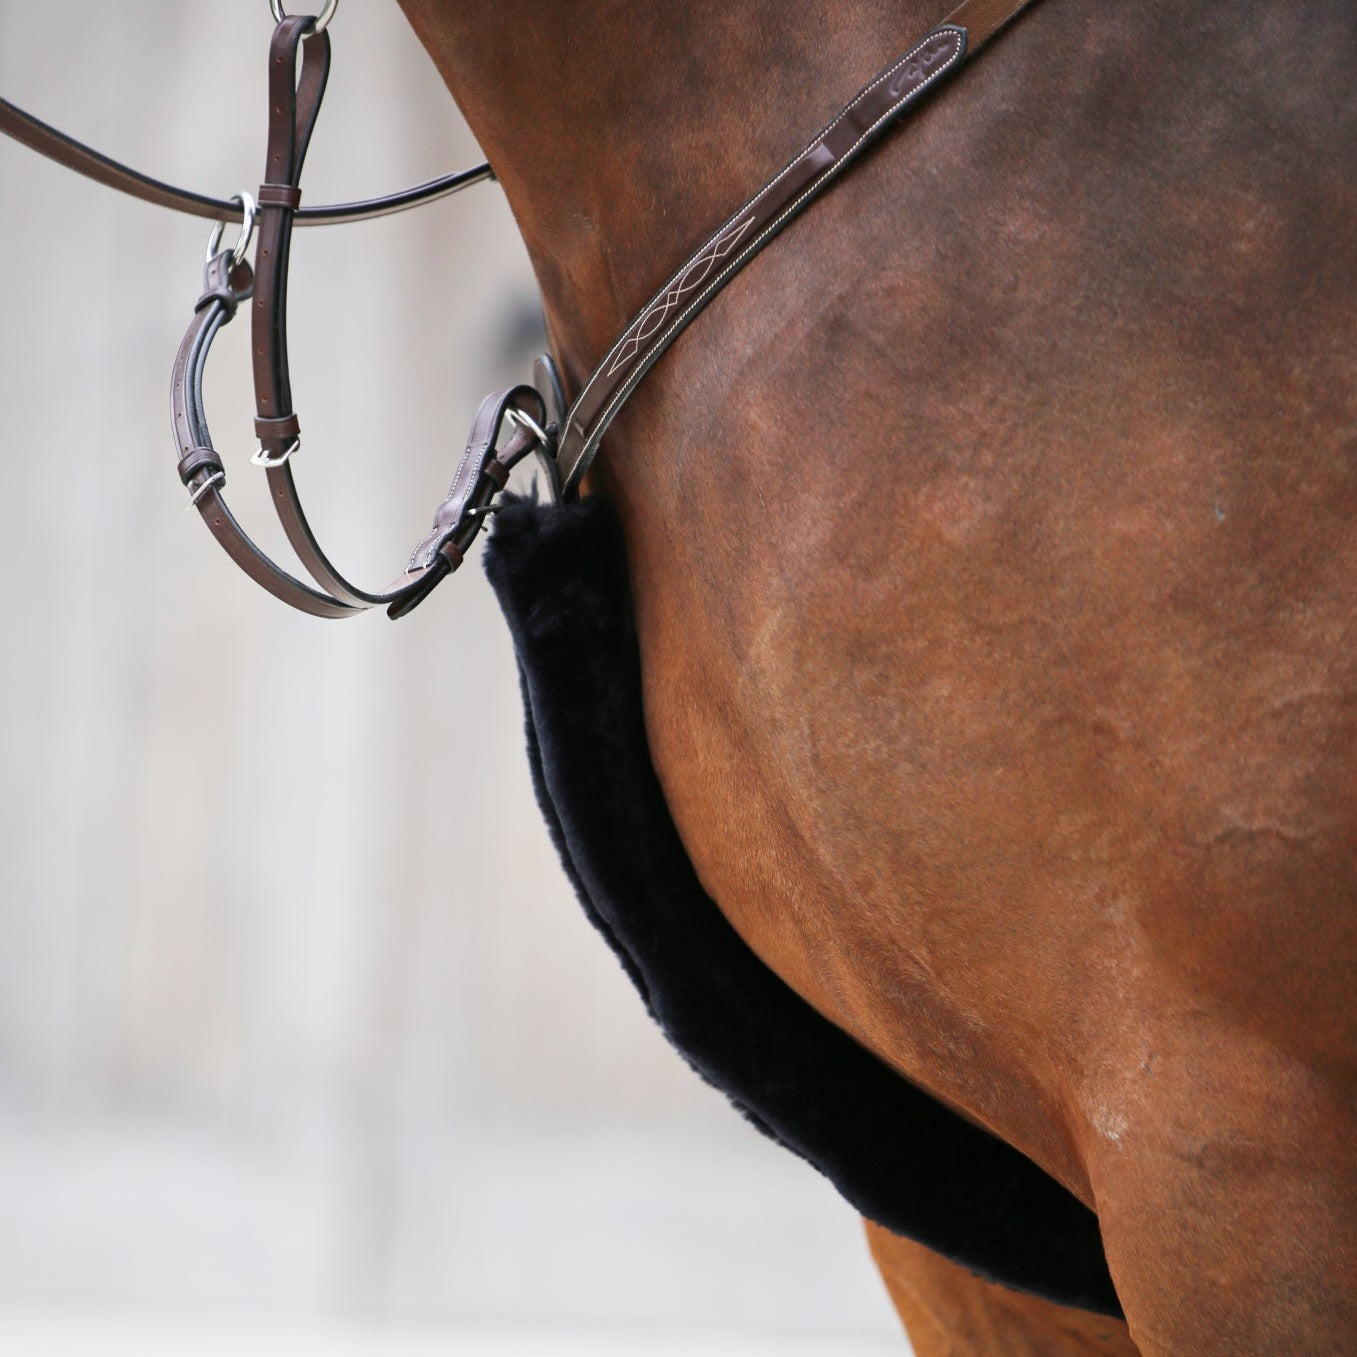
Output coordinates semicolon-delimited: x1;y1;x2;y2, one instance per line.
887;31;959;99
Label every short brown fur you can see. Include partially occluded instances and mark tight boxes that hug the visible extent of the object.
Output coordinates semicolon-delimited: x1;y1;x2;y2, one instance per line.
396;2;1357;1351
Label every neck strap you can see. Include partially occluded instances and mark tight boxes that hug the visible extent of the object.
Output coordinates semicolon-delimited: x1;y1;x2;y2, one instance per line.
555;0;1041;492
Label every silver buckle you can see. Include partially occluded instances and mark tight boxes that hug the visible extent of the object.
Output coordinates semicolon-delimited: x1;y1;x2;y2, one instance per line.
251;438;300;469
185;470;225;509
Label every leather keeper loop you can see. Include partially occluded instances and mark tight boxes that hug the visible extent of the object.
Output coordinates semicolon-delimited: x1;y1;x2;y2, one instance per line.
178;446;224;486
483;458;509;490
438;540;465;572
255;413;301;441
195;285;241;319
257;182;303;210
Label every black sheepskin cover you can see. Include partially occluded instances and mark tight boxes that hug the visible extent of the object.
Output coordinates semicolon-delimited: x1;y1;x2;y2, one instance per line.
483;494;1121;1318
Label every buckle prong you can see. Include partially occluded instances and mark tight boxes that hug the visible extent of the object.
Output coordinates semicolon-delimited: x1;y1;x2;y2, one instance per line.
185;470;225;509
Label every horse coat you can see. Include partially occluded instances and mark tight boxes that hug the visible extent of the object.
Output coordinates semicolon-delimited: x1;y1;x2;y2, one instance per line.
484;494;1122;1317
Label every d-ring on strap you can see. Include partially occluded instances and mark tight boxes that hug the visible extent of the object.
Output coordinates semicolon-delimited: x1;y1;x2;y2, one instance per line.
170;242;551;619
239;18;554;616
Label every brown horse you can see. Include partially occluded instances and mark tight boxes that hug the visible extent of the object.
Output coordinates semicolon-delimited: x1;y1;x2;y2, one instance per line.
396;1;1356;1352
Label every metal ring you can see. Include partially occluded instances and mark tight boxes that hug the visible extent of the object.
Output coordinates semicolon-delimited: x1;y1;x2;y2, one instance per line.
269;0;339;34
504;405;551;449
205;192;258;267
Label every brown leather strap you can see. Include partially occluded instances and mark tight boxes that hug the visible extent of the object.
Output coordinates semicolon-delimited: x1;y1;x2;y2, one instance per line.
555;0;1042;493
947;0;1040;47
163;19;555;620
171;251;361;618
0;93;494;226
226;20;552;616
171;244;552;619
250;19;329;466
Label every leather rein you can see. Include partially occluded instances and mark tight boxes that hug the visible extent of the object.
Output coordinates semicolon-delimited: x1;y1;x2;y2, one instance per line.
3;0;1041;620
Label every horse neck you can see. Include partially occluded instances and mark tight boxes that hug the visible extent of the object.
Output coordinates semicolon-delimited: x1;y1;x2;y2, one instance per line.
396;0;948;385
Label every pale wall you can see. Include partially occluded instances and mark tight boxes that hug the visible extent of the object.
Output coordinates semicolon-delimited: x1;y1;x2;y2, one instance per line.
0;4;904;1351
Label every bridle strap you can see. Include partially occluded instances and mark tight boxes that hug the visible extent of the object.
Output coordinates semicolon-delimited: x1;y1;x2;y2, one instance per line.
0;97;493;226
171;0;1042;619
171;246;550;619
165;18;554;620
555;0;1041;493
229;19;554;616
172;251;358;618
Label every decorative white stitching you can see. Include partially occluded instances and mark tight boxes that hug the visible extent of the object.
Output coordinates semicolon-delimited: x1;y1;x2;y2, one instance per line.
563;28;965;488
567;28;963;425
606;216;756;377
408;415;498;571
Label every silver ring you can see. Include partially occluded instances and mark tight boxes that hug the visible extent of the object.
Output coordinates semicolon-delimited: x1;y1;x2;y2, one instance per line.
504;405;551;448
205;192;258;267
269;0;339;34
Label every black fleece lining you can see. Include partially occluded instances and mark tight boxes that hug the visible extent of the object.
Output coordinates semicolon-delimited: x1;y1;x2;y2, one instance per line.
484;494;1121;1318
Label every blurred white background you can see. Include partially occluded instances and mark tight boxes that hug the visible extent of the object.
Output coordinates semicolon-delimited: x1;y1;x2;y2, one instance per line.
0;4;906;1353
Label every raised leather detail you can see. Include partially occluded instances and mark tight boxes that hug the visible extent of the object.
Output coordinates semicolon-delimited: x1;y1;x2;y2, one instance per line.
254;413;301;441
256;183;303;210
